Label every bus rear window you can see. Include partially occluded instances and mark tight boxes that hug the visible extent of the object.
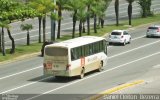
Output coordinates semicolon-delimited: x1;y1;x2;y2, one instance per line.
45;47;68;56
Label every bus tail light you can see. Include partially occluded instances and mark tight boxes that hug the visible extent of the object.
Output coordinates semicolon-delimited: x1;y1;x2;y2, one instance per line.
66;64;71;70
43;63;46;68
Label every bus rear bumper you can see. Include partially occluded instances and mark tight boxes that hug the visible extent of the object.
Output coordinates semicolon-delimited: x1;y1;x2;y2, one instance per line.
43;70;70;77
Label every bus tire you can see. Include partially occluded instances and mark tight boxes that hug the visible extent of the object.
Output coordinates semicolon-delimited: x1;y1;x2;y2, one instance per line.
55;76;62;80
98;61;103;72
79;68;85;79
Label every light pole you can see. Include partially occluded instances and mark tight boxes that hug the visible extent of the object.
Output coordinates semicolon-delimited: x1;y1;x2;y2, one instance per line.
51;0;56;42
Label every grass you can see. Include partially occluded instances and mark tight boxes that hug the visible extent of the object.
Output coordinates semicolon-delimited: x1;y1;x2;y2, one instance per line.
0;43;42;62
1;14;160;62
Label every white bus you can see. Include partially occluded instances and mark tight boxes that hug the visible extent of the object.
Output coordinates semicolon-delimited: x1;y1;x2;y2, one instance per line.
43;36;107;79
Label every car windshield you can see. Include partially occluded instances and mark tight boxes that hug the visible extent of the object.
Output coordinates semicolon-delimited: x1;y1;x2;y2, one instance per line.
148;27;159;30
111;32;122;35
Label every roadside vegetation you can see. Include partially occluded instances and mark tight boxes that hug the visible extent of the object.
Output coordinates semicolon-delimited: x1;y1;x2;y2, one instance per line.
0;0;158;62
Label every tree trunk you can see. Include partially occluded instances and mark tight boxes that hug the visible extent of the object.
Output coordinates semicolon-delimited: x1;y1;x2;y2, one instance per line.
57;5;62;39
42;16;46;43
128;4;132;25
2;27;5;56
79;20;82;37
38;17;42;43
94;14;97;33
27;31;30;45
115;0;119;26
82;22;85;33
87;5;90;35
0;28;2;52
72;10;77;38
7;28;15;54
101;18;104;28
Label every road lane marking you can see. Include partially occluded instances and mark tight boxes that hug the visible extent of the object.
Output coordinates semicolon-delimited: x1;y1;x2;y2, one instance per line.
108;39;160;59
86;80;144;100
25;52;160;100
0;76;52;94
1;34;146;80
1;37;160;95
0;66;42;80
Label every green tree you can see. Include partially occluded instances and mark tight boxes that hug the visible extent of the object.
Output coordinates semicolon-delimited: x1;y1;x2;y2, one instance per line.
137;0;152;18
29;0;56;42
91;0;106;33
83;0;93;35
0;21;9;56
56;0;67;39
0;29;1;52
115;0;119;26
126;0;135;25
20;24;33;45
65;0;82;38
77;3;87;37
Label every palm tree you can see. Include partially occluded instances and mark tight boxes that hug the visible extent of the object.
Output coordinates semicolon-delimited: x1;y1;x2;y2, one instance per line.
91;0;106;33
83;0;93;35
137;0;152;18
56;0;67;39
29;0;56;42
0;21;8;56
77;4;87;37
20;24;33;45
64;0;82;38
126;0;135;25
0;29;1;52
115;0;119;26
7;27;15;54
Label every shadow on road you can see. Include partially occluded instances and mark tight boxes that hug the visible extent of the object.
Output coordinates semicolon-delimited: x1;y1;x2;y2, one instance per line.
28;70;100;83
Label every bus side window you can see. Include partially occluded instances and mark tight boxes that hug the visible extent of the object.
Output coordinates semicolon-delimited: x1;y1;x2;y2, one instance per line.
89;44;93;55
71;49;78;60
104;40;107;55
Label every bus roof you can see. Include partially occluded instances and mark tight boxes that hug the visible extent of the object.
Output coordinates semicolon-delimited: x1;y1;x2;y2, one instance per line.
46;36;105;48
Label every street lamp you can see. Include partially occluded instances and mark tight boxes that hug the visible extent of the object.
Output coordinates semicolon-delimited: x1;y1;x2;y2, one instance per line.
51;0;56;41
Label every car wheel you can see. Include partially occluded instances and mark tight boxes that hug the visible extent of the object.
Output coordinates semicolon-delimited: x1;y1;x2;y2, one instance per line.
128;38;131;44
146;35;150;38
109;42;112;45
123;40;126;46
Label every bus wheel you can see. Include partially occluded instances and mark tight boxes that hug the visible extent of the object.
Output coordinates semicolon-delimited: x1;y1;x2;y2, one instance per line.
79;68;85;79
55;76;62;80
98;61;103;72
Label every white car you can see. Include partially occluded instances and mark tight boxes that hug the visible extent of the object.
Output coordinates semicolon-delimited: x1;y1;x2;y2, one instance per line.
108;30;131;46
146;25;160;37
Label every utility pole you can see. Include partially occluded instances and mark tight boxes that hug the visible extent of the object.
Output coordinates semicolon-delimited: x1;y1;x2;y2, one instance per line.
51;0;56;42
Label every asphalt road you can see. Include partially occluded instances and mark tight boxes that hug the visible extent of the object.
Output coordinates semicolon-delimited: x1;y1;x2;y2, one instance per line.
4;0;160;48
0;22;160;100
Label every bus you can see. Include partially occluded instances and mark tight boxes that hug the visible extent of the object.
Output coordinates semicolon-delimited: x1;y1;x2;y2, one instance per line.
43;36;108;79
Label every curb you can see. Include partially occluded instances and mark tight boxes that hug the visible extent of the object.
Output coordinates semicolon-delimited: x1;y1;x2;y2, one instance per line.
1;21;160;65
85;80;144;100
0;52;41;65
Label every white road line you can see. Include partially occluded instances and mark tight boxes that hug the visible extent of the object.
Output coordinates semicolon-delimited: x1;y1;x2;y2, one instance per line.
0;36;159;95
26;51;160;100
0;76;52;94
0;66;42;80
1;34;145;81
109;39;160;59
